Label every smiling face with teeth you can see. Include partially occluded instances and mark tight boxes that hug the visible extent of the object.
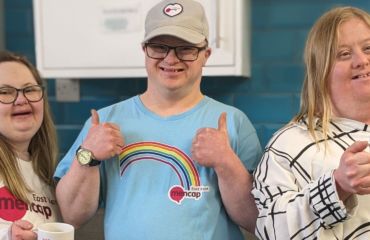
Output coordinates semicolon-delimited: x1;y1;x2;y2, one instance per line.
142;35;211;111
0;61;44;152
329;17;370;122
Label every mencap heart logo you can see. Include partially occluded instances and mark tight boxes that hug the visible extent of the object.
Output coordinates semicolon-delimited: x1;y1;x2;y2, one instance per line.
163;3;183;17
0;187;27;221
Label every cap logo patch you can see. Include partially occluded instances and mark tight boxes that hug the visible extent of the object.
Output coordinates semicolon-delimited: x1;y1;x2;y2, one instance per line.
163;3;183;17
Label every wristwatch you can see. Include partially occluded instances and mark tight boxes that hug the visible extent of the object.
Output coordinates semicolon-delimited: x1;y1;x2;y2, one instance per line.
76;146;101;166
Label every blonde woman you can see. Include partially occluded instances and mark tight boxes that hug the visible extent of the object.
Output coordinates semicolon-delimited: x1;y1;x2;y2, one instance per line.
253;6;370;240
0;51;60;240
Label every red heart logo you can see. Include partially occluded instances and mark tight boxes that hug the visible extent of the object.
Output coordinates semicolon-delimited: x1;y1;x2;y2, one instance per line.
0;187;27;221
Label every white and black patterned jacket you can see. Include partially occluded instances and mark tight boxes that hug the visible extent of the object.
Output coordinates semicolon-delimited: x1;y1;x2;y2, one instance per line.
252;117;370;240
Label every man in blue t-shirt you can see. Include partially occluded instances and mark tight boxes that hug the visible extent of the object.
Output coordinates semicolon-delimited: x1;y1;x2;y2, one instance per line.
54;0;262;239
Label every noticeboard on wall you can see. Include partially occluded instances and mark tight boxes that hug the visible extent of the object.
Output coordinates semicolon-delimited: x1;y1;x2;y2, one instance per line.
33;0;250;79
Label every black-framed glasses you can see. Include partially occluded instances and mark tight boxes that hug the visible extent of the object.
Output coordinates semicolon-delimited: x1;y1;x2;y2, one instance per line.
144;43;207;61
0;85;44;104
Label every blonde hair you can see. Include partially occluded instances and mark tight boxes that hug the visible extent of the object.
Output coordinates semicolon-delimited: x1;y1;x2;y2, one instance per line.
293;6;370;141
0;51;58;203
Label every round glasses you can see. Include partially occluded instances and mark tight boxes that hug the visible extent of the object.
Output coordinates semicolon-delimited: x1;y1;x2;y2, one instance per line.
0;85;45;104
144;43;207;61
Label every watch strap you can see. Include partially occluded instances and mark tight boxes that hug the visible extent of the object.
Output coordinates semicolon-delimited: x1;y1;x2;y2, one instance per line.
88;159;101;166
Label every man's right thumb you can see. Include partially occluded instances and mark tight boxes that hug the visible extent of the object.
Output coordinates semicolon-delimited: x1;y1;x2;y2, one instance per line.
91;109;100;126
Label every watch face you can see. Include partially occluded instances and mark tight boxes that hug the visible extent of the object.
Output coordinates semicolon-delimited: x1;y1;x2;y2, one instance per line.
78;150;92;165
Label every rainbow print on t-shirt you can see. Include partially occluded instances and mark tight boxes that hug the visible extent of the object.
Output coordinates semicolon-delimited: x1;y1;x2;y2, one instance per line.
119;141;209;204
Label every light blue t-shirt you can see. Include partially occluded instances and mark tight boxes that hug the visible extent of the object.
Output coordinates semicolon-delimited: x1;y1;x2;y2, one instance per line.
55;96;261;240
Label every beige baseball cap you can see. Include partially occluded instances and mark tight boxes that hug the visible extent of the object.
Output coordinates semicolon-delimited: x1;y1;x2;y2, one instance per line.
143;0;209;44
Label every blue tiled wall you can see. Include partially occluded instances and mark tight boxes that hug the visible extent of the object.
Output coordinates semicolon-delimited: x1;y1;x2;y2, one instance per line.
4;0;370;155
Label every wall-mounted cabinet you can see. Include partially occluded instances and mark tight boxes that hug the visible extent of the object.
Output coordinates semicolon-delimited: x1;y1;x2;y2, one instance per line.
33;0;250;79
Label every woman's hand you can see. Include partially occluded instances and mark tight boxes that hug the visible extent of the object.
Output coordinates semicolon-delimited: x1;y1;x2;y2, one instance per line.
334;141;370;201
11;220;37;240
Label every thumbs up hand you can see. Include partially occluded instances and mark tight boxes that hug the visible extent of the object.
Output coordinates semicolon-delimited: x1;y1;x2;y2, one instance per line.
81;109;125;161
191;113;235;169
334;141;370;201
